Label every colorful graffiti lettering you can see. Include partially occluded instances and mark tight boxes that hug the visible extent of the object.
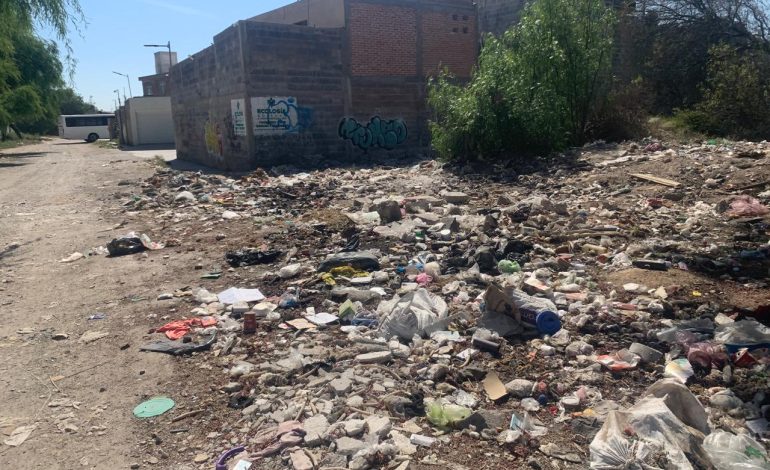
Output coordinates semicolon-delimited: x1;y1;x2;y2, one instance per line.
338;116;407;151
252;97;313;134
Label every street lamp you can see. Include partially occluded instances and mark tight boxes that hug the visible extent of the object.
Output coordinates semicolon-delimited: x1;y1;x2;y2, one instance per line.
112;71;132;98
144;41;173;94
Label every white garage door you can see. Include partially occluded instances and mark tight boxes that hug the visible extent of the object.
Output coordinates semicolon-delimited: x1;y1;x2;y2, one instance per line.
136;112;174;145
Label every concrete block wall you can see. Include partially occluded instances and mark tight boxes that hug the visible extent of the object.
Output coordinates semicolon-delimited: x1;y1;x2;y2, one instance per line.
171;0;479;169
242;22;347;167
170;25;250;169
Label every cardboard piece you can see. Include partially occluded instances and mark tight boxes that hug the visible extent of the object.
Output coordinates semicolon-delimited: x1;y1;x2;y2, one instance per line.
482;371;508;401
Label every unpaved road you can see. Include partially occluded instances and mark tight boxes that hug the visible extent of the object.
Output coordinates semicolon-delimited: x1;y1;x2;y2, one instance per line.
0;139;193;469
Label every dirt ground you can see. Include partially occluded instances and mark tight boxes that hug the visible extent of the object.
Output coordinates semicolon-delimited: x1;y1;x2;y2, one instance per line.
1;138;768;470
0;139;204;469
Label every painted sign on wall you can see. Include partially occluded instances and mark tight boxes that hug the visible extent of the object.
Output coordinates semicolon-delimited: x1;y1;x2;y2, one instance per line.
251;97;313;134
230;99;246;136
338;116;408;151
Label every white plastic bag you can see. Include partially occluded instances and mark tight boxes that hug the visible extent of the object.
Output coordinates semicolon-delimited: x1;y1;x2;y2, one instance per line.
377;289;448;340
704;431;770;470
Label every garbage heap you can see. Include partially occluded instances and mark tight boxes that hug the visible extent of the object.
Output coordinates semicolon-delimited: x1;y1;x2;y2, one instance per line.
127;140;769;469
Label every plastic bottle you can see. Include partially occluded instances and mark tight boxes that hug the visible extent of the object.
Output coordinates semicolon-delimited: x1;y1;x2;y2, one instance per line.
509;290;561;335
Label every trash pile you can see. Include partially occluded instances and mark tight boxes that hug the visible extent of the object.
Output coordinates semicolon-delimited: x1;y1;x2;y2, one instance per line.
123;140;769;469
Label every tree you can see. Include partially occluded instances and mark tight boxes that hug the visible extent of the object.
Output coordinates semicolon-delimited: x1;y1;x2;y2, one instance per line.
625;0;770;112
57;87;97;115
0;0;83;138
428;0;615;161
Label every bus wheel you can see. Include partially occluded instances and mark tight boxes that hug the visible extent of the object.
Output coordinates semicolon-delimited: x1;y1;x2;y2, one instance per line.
86;133;99;143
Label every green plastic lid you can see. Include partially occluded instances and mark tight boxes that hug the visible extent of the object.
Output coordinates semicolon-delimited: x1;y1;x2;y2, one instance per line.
133;396;175;418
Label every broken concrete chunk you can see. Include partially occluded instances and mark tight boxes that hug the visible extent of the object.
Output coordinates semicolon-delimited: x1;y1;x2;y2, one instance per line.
303;414;330;447
335;436;366;456
441;191;470;204
375;200;403;223
355;351;392;364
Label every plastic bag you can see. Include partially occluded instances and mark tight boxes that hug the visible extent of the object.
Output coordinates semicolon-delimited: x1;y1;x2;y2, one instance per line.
703;431;770;470
715;320;770;353
425;401;471;428
377;288;448;340
590;380;712;470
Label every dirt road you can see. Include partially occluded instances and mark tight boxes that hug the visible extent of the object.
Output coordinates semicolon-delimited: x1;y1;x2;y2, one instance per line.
0;139;191;469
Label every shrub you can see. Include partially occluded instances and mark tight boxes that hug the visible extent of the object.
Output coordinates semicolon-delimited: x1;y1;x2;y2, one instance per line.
427;0;615;162
587;77;650;142
677;44;770;139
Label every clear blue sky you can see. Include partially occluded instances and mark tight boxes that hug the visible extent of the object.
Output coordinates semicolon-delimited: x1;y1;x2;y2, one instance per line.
43;0;292;111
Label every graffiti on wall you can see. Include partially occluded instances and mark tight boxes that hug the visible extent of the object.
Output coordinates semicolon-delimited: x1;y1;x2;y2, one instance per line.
204;119;223;159
338;116;407;151
230;99;247;136
251;97;313;134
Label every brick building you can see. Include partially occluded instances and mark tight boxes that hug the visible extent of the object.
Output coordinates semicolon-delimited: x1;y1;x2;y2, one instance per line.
139;51;178;97
170;0;478;170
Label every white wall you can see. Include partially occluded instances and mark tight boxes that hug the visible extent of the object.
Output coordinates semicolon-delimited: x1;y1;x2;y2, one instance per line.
124;97;174;146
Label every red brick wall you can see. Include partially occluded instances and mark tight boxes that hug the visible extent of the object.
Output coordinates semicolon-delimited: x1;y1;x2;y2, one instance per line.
349;2;417;76
422;11;477;77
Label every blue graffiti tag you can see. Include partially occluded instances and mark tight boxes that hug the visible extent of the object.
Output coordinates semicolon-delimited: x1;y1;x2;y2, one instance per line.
338;116;408;151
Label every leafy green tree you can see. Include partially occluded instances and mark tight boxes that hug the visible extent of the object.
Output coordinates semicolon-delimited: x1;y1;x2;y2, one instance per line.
428;0;615;162
57;86;97;115
0;0;83;139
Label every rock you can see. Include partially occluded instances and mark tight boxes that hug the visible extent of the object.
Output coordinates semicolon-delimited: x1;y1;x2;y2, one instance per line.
458;409;510;432
498;429;522;444
156;293;173;300
426;364;449;381
303;414;330;447
628;343;664;364
319;453;348;469
329;377;353;395
375;200;402;223
566;341;594;357
231;301;249;315
347;395;365;407
279;263;302;279
222;210;240;219
193;453;208;464
335;436;366;456
174;191;195;202
710;390;743;410
505;379;535;398
318;252;380;272
441;191;470;204
389;430;417;455
222;382;243;393
344;419;366;437
365;415;392;441
290;450;314;470
229;361;256;378
78;331;109;344
356;351;392;364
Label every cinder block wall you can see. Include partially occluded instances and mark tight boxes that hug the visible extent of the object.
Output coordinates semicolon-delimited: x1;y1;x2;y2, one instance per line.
170;25;250;169
171;0;479;170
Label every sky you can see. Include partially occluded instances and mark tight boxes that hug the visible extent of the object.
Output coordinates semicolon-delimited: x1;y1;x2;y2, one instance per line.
41;0;292;111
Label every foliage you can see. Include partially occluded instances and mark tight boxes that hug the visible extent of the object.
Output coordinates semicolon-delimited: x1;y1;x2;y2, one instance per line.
0;0;83;138
57;86;97;115
427;0;615;162
587;77;650;142
675;44;770;139
627;0;770;113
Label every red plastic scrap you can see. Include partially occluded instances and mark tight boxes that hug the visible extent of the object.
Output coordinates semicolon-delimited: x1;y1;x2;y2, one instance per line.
155;317;217;340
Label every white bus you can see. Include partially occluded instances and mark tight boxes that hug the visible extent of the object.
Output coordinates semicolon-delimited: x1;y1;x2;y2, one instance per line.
58;114;114;142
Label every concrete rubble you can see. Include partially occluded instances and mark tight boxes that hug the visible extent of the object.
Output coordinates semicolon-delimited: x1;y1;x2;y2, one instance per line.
123;140;770;468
